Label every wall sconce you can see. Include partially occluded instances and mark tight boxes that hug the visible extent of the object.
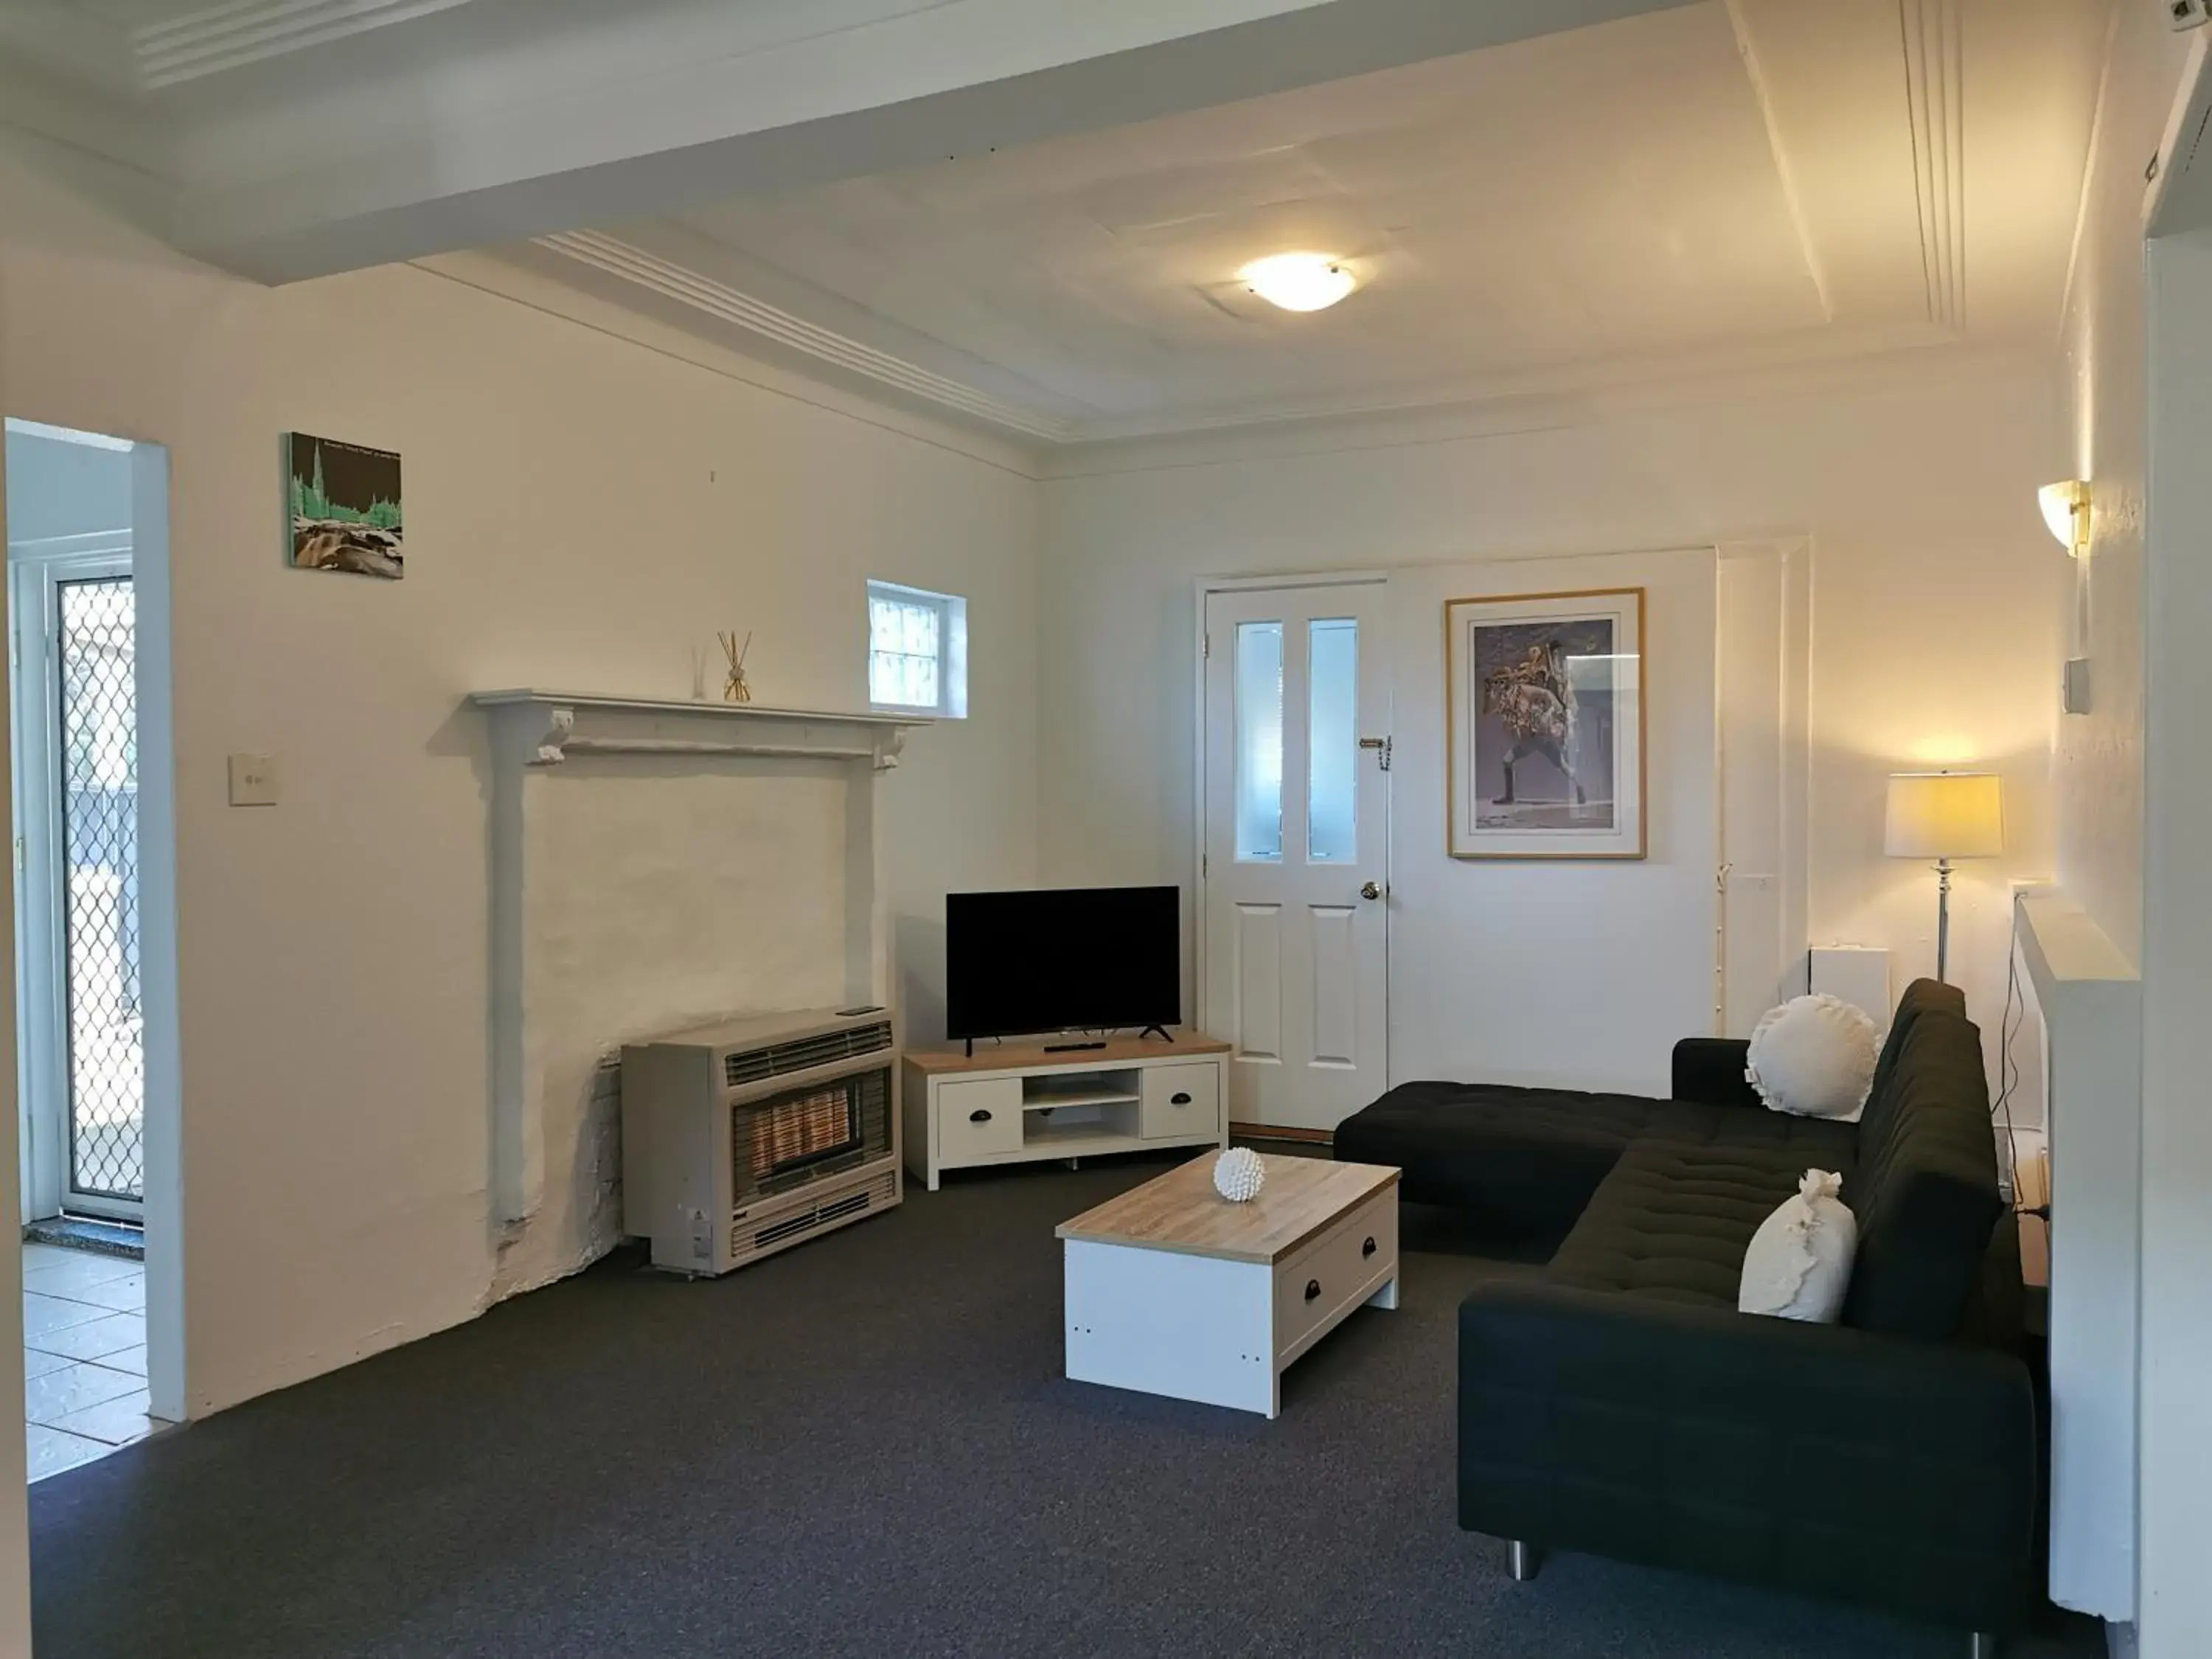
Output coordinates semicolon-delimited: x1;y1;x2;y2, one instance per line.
2039;479;2092;557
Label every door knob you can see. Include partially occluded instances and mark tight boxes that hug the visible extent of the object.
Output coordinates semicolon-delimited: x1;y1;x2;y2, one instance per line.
1360;881;1382;901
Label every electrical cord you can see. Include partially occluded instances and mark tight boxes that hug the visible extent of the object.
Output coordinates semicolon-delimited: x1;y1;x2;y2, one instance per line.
1992;893;2025;1210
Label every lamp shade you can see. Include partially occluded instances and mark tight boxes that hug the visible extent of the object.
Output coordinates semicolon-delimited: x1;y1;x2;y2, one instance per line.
1885;771;2004;859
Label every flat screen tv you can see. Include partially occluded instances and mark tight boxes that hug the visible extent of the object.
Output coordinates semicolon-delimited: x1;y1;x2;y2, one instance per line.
945;886;1180;1046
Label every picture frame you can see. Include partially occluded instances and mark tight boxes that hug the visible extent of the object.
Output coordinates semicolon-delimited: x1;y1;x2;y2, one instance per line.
285;431;403;580
1444;586;1646;860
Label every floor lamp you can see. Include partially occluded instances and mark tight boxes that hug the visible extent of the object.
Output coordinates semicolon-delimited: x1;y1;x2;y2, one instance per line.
1885;771;2004;983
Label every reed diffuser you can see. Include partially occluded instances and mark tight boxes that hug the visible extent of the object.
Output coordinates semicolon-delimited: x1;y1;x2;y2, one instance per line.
718;630;753;703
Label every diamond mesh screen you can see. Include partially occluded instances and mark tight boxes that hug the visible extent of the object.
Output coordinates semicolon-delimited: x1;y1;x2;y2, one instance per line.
57;577;142;1204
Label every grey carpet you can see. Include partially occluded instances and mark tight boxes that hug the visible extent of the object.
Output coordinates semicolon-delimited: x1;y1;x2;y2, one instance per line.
29;1152;2102;1658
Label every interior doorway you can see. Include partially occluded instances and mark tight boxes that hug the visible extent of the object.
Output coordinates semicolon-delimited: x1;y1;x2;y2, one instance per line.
4;417;182;1475
1197;577;1391;1135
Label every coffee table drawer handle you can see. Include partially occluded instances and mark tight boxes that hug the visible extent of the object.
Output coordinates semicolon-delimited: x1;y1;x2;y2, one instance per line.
969;1108;992;1123
1170;1091;1192;1105
1362;1236;1377;1258
1304;1279;1321;1303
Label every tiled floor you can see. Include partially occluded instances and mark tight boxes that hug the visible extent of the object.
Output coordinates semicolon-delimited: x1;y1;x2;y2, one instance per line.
22;1242;164;1480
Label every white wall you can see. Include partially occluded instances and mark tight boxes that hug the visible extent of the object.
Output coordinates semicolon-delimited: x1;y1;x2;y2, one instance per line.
2138;224;2212;1659
2051;16;2200;1651
2054;8;2186;975
1384;546;1716;1092
0;144;1040;1416
1040;351;2065;1088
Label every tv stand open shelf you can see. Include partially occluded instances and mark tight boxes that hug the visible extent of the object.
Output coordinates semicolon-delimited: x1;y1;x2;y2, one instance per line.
901;1029;1230;1191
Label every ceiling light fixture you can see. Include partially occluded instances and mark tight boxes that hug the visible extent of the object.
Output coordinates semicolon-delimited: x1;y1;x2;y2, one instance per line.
2039;479;2092;557
1240;252;1357;313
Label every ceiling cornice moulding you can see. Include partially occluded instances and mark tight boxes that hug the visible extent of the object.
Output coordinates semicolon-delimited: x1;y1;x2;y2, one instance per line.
1036;338;2045;480
534;230;1079;444
526;231;1978;460
132;0;477;88
1899;0;1966;332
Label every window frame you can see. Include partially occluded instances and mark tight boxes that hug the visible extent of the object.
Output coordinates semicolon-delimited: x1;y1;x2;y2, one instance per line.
866;579;967;719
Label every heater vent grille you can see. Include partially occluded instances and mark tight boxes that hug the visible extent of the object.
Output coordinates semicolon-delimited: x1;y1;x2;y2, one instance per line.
726;1021;892;1086
737;1169;896;1261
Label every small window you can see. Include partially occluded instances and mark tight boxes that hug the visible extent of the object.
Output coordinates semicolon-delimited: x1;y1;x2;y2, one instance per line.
867;580;967;717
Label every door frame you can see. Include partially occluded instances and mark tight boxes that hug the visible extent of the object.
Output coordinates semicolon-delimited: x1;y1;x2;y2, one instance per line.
1191;571;1391;1068
10;536;136;1222
2;424;184;1425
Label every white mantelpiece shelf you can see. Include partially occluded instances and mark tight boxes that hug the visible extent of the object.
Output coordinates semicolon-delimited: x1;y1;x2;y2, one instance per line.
467;689;933;769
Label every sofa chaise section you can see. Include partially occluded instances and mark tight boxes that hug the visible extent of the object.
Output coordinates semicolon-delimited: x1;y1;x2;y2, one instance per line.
1338;981;2037;1646
1453;989;2034;1644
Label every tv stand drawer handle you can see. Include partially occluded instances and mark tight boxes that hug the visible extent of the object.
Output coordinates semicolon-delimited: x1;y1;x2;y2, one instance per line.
1304;1279;1321;1303
1362;1236;1377;1259
1170;1091;1192;1106
968;1108;992;1123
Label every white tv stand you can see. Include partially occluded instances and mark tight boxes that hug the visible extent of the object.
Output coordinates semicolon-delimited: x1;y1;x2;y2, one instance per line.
901;1029;1229;1191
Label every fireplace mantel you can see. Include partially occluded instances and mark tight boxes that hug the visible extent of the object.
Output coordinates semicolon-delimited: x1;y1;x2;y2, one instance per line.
467;687;922;1270
468;689;931;770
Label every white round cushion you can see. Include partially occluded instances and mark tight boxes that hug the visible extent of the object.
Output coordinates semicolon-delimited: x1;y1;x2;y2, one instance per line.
1739;1169;1857;1323
1745;994;1880;1119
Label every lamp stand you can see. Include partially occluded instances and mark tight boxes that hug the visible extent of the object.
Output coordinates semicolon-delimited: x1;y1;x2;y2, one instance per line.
1935;857;1954;984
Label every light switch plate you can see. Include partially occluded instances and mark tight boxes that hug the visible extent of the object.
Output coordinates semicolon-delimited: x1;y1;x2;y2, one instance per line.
228;753;278;807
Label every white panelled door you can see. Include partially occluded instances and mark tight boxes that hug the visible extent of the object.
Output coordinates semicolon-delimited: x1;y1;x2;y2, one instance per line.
1201;581;1389;1133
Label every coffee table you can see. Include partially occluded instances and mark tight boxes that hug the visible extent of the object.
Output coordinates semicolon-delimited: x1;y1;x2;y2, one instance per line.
1054;1152;1399;1418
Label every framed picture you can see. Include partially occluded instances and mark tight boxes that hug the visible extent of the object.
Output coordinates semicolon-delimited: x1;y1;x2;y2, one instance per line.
285;432;403;579
1444;586;1646;859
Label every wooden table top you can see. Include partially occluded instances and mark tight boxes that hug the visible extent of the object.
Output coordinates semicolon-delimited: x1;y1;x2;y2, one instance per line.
905;1028;1229;1076
1055;1152;1399;1265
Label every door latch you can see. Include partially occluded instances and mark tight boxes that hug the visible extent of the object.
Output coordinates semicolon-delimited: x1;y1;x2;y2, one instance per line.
1358;735;1392;771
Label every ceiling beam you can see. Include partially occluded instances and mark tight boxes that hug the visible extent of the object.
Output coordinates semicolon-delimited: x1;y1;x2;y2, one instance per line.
171;0;1694;283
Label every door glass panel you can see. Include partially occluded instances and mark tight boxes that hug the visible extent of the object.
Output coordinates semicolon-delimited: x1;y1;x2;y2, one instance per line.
56;576;142;1203
1234;621;1284;861
1307;618;1357;863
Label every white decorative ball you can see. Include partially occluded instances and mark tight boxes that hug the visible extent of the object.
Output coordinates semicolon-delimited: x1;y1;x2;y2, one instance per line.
1213;1146;1267;1203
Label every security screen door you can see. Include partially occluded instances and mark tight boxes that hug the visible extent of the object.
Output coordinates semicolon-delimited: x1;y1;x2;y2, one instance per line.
15;555;143;1220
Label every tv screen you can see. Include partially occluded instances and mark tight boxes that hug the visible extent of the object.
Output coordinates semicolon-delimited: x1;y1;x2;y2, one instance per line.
945;886;1180;1042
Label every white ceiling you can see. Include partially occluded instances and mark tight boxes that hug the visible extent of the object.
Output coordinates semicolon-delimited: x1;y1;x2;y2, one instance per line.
1;0;1691;279
0;0;2112;451
668;6;1822;424
535;0;2109;445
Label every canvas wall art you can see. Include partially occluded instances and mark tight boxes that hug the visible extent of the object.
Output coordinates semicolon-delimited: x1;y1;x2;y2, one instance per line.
1444;586;1646;859
286;433;403;579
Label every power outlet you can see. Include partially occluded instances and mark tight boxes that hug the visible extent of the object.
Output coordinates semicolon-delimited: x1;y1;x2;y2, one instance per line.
228;753;279;807
2062;657;2092;715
